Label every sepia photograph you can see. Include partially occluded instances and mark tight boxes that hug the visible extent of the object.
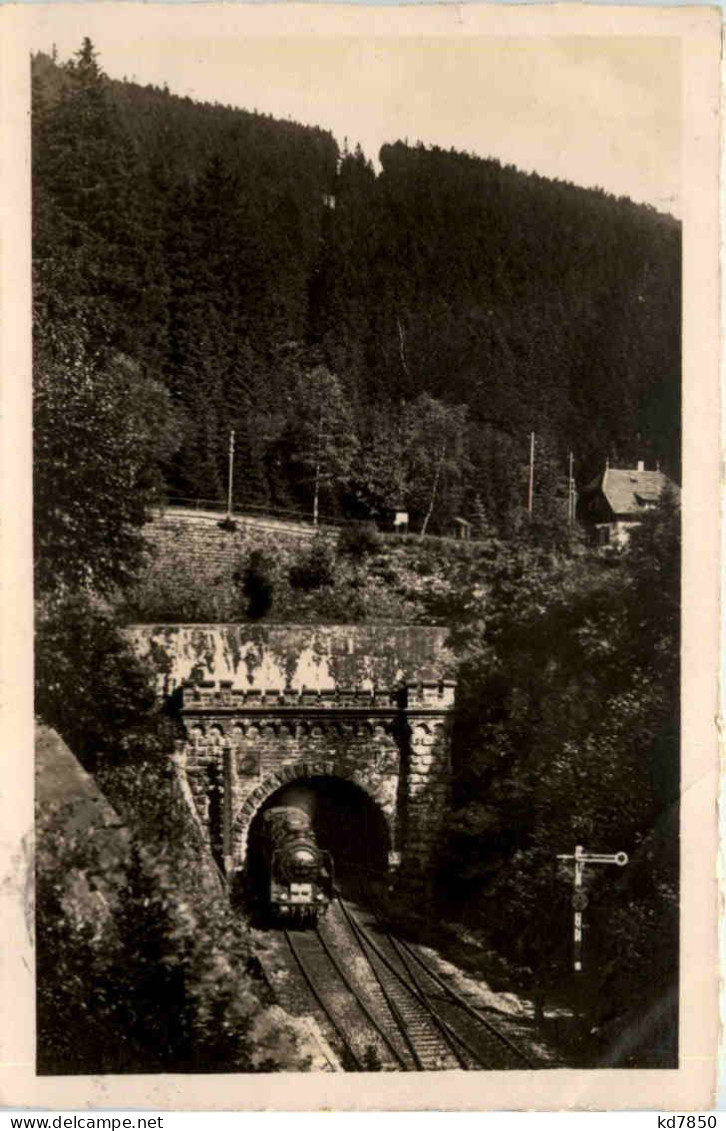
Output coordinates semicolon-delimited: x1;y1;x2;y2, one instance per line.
0;0;720;1112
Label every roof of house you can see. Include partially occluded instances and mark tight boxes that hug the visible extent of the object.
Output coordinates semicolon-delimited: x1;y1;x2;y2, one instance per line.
585;467;678;518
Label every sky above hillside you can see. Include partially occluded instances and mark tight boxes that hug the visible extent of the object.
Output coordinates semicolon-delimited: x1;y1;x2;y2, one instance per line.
24;5;681;216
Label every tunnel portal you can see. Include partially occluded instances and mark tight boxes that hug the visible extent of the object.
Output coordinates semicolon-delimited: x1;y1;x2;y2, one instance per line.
142;625;456;889
247;775;391;893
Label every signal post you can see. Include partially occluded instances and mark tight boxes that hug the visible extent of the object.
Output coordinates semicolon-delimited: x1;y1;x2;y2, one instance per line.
556;845;628;1029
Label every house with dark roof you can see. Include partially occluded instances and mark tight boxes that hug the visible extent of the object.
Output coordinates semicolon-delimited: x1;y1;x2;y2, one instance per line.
577;461;678;546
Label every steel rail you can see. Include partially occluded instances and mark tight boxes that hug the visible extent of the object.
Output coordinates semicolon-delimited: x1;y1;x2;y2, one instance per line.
386;931;487;1070
333;897;425;1071
314;925;410;1070
359;881;535;1070
284;929;364;1071
358;890;487;1068
392;932;536;1069
337;896;473;1070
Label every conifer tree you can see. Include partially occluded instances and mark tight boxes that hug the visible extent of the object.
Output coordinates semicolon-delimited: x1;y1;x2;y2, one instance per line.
33;38;157;362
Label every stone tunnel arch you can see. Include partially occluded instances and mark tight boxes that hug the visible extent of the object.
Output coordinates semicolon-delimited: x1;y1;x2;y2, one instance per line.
247;776;392;892
232;761;395;875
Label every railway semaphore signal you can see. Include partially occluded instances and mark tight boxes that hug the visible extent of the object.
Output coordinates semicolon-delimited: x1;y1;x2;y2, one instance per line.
556;844;628;973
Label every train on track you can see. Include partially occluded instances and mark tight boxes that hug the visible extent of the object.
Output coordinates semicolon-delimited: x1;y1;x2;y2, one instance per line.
255;805;335;924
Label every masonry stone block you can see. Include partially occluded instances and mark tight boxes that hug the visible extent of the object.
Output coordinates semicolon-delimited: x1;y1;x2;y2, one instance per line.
127;623;456;888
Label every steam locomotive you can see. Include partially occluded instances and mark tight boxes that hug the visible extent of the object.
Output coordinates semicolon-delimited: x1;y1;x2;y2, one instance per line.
255;806;334;924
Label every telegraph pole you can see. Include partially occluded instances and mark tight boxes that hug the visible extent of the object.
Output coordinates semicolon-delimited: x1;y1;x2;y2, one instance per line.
527;431;535;517
313;406;324;528
226;429;235;522
568;450;575;527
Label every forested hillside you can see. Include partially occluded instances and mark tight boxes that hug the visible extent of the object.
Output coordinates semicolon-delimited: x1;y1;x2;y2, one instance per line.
32;41;682;1066
32;42;680;538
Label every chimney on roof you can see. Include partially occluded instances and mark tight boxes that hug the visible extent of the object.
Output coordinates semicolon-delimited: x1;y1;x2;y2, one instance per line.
637;460;645;472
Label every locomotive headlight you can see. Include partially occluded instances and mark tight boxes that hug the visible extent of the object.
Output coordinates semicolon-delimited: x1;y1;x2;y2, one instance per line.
279;892;289;900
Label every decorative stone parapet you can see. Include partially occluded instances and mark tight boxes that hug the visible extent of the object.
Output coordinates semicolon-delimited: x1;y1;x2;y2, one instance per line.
180;679;456;713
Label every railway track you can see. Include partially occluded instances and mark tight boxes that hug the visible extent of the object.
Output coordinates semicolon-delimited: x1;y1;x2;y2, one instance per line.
350;877;541;1070
332;897;472;1069
339;896;540;1070
277;896;538;1072
284;926;407;1070
371;920;536;1070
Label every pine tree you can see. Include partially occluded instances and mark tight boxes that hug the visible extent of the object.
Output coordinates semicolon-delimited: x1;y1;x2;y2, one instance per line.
33;38;155;361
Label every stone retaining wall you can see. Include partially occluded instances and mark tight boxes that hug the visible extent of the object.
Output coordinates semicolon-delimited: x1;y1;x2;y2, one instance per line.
130;510;325;621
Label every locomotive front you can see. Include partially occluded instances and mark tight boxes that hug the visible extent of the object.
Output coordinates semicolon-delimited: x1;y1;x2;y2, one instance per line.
263;806;334;923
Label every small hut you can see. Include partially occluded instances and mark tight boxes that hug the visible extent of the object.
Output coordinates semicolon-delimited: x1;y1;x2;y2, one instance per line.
450;517;472;541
